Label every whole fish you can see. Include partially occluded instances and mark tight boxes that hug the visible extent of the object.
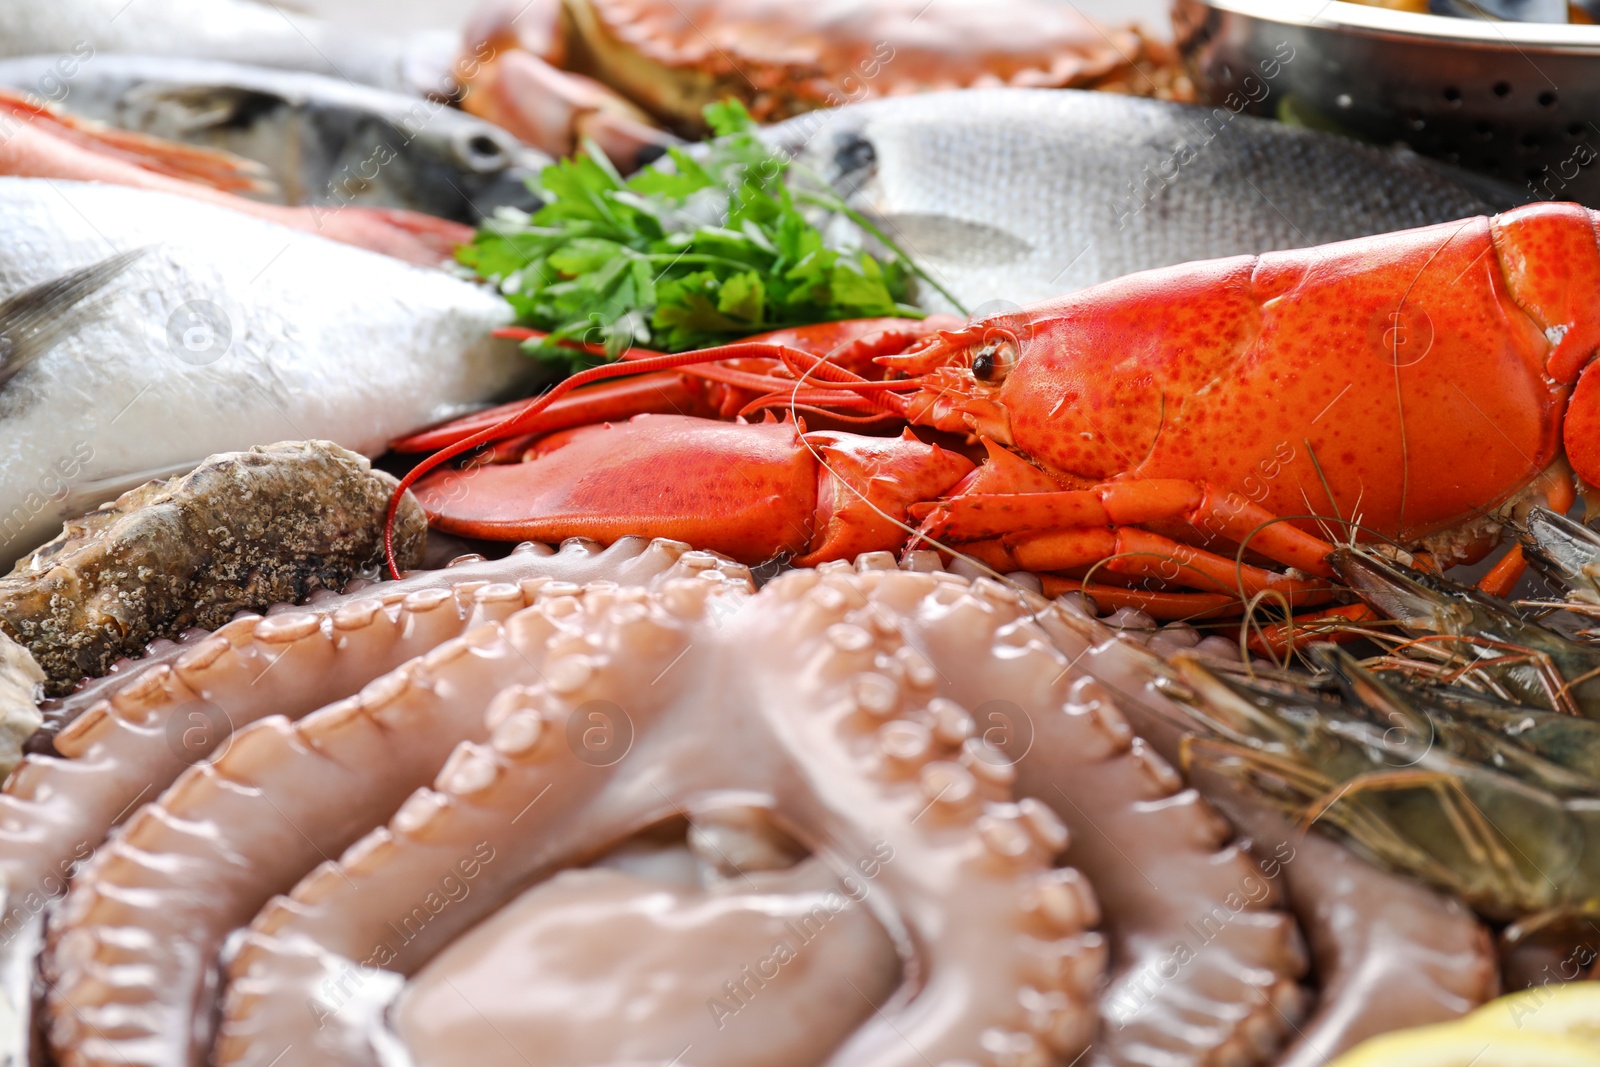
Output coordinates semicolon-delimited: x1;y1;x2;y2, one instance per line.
0;56;549;224
0;86;472;267
774;88;1513;310
0;0;457;97
0;177;532;566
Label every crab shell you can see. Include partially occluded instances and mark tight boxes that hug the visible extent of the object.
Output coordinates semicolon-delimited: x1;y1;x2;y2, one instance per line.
557;0;1162;130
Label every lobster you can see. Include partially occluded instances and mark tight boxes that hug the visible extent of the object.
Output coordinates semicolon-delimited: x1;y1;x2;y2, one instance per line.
388;202;1600;626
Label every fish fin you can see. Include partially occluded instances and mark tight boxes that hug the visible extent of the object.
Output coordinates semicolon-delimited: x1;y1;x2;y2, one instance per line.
870;212;1033;267
0;89;276;197
0;248;149;388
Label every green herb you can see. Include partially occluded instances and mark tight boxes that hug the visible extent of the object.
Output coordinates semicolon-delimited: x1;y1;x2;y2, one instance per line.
457;101;941;369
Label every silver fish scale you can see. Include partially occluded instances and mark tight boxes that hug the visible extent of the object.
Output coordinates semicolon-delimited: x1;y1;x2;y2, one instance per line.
0;177;527;567
777;89;1503;312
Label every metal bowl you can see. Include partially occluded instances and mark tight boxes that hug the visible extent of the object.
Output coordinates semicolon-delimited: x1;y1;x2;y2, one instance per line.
1172;0;1600;205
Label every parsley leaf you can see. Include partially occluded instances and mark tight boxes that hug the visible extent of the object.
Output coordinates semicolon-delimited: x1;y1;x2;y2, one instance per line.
458;101;931;371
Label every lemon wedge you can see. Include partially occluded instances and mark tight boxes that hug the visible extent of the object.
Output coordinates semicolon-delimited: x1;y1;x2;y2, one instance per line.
1464;982;1600;1044
1327;1020;1600;1067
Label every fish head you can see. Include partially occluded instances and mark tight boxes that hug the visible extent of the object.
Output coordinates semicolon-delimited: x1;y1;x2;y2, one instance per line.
433;120;549;219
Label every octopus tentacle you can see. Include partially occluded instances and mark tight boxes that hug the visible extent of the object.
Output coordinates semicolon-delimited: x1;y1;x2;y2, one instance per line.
0;538;744;944
212;566;1108;1067
882;573;1308;1067
758;566;1106;1067
1187;778;1498;1067
45;632;524;1062
6;549;1499;1066
31;542;750;1067
1025;603;1498;1066
35;537;746;749
217;582;717;1066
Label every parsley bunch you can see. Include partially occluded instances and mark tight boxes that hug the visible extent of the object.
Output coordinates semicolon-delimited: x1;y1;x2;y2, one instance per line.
457;102;933;368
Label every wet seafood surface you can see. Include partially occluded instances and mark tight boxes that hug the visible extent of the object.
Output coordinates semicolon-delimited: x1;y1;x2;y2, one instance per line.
0;178;528;566
0;2;1563;1063
0;547;1499;1067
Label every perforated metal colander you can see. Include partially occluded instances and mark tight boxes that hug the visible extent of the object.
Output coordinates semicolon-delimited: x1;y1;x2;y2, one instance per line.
1172;0;1600;205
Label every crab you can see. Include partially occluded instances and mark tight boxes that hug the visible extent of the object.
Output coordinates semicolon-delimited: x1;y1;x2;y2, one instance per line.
456;0;1191;167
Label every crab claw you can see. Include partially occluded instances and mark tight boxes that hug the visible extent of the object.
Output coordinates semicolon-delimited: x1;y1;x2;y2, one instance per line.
460;0;676;169
412;413;972;566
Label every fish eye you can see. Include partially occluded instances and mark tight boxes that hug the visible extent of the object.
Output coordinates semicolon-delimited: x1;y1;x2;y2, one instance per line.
459;131;509;170
470;135;501;158
970;333;1019;383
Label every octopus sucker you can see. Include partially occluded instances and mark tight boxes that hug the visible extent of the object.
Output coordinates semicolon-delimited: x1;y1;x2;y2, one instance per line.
1027;603;1500;1066
0;544;1505;1065
884;576;1309;1067
50;566;1103;1067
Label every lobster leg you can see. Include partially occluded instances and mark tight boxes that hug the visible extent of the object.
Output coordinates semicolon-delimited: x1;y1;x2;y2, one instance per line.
1477;545;1529;599
997;527;1336;603
1037;578;1246;621
1473;462;1579;597
911;478;1339;609
917;479;1337;575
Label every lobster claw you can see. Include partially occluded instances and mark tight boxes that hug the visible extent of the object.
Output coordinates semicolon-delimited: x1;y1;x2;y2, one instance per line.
792;429;975;566
1564;360;1600;495
413;413;973;566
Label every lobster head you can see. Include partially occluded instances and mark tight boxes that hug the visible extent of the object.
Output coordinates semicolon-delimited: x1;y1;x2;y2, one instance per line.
874;294;1141;486
875;302;1066;446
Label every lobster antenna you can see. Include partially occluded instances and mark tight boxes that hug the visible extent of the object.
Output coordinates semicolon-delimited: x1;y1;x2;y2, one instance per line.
1239;589;1295;674
382;337;915;578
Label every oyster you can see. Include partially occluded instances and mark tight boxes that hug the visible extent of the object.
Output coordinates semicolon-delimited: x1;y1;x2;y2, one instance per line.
0;440;425;696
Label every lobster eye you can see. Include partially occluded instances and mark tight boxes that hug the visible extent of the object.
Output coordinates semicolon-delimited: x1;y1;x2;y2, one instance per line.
970;335;1019;383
